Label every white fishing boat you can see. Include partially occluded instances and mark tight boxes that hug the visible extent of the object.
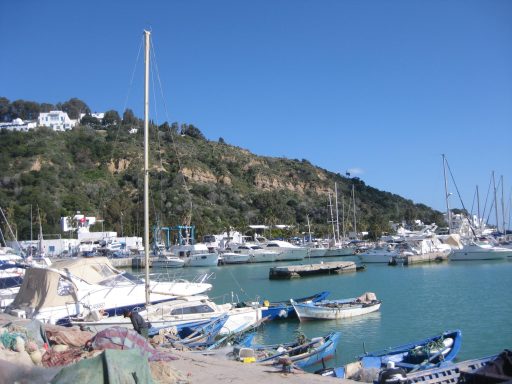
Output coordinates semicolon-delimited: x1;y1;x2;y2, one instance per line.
291;292;381;321
70;294;263;336
6;257;212;324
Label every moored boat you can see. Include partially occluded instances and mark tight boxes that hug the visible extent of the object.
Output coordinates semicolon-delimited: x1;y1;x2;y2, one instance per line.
317;330;463;380
260;290;330;320
234;331;341;369
291;292;381;321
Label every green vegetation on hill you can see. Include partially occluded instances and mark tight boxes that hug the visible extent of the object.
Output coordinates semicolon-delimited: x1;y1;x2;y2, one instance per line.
0;98;445;242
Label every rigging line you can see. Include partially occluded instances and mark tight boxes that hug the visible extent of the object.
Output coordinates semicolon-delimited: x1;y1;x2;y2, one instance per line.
151;43;194;225
482;175;492;225
445;160;476;237
149;43;169;225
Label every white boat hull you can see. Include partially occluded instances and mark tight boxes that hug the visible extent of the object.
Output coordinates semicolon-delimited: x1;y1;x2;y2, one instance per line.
358;252;399;263
248;252;277;263
275;248;307;261
70;303;263;336
183;253;219;267
449;248;510;261
293;301;381;321
220;253;250;264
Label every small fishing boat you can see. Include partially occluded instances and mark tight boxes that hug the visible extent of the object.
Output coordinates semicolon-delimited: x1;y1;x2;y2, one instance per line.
405;353;499;384
291;292;381;321
319;330;463;380
162;314;229;349
235;331;341;369
260;291;330;320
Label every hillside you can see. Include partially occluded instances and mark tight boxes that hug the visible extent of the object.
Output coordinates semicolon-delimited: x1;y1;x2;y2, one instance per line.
0;126;444;241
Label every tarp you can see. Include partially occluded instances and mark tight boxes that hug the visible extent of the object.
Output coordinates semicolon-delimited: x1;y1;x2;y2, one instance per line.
50;349;155;384
50;257;117;284
9;267;77;311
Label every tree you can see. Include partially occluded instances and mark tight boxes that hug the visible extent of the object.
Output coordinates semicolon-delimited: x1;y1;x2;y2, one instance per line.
0;97;10;121
80;115;101;128
61;98;90;119
181;124;206;140
103;110;121;126
122;109;139;127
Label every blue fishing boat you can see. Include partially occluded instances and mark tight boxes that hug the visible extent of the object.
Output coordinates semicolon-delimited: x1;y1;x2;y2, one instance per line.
163;314;229;349
236;331;341;369
317;330;462;379
404;353;498;384
259;290;330;320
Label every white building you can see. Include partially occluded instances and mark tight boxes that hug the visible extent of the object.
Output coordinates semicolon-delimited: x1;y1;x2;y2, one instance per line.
38;111;77;131
0;118;37;132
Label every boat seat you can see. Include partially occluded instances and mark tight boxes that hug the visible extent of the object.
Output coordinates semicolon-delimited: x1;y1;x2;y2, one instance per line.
361;356;382;369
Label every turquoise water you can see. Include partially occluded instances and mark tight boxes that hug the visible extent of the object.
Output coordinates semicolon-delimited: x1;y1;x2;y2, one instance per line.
144;257;512;369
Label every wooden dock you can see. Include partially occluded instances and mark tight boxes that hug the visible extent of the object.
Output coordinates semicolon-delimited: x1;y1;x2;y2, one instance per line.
269;261;362;279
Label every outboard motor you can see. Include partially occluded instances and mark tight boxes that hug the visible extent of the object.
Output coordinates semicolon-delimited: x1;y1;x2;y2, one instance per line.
378;362;407;384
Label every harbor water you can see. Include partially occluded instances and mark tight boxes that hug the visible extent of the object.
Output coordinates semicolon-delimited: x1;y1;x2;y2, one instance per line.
138;256;512;370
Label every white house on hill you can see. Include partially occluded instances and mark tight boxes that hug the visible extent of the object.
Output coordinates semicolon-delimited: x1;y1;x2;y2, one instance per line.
38;111;77;131
0;118;37;132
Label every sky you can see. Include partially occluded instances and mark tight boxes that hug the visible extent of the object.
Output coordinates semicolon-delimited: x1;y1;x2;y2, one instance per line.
1;0;511;226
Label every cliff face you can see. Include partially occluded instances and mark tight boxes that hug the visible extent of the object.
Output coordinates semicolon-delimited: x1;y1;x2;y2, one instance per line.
0;128;444;240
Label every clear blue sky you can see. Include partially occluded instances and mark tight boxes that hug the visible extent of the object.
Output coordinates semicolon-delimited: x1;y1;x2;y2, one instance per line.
1;0;511;224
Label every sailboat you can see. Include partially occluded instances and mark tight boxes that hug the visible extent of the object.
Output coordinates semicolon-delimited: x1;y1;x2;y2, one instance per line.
6;31;213;324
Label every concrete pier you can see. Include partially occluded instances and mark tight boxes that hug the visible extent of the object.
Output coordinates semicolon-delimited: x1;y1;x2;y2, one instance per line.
269;261;361;279
389;252;449;266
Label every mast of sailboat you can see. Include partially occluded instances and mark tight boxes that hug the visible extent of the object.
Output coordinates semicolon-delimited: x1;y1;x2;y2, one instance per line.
334;182;340;244
144;30;151;306
442;154;451;234
476;185;481;235
492;171;499;234
328;192;336;245
500;175;505;234
341;193;346;243
352;184;357;239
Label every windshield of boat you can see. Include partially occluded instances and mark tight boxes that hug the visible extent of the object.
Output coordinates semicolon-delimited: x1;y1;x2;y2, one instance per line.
169;303;215;315
98;271;143;286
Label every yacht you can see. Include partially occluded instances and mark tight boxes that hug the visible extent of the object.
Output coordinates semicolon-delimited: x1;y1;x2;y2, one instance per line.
262;240;307;261
228;243;278;263
6;257;212;324
358;243;400;263
69;294;264;336
170;243;219;267
449;241;511;261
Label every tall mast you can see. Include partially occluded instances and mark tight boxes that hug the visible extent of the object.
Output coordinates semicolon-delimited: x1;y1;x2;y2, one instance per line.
334;182;340;244
476;185;481;234
492;171;499;233
341;193;346;242
501;175;505;234
144;30;151;306
442;154;451;234
328;193;336;244
352;184;357;239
